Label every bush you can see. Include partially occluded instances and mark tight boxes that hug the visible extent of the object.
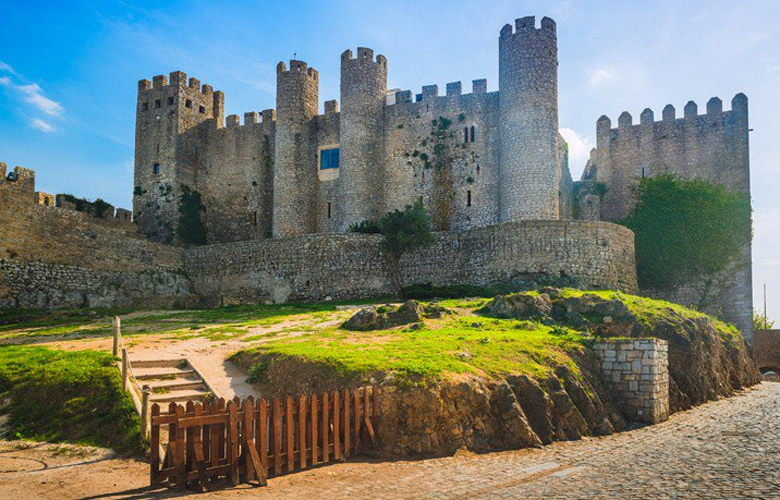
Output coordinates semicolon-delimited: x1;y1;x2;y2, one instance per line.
378;199;436;293
348;219;381;234
620;174;751;290
0;346;144;455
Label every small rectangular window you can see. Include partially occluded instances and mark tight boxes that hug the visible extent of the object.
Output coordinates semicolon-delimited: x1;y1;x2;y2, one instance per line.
199;105;206;114
155;99;161;109
153;163;160;175
467;190;472;207
142;102;149;111
167;96;174;106
186;99;193;109
327;202;332;219
320;148;340;170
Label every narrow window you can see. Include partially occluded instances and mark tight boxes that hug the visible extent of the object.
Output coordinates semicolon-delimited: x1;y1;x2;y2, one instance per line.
327;202;332;219
153;163;160;175
186;99;193;109
470;125;476;142
467;190;472;207
464;127;469;143
199;105;206;114
142;102;148;111
155;99;161;109
319;147;340;169
167;96;174;106
476;165;481;176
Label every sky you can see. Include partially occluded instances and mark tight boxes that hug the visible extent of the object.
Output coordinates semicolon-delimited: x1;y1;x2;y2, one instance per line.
1;0;778;321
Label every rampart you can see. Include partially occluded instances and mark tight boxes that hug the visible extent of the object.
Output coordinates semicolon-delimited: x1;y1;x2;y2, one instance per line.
184;220;637;305
0;164;194;308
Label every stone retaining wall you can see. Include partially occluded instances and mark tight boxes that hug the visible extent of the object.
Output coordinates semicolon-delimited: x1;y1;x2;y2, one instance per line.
594;338;669;424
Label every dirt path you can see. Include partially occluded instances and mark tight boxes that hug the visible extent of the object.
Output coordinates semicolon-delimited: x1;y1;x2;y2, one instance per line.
1;382;778;499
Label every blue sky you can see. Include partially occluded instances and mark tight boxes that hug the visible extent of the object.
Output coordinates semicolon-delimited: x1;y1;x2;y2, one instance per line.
1;0;778;321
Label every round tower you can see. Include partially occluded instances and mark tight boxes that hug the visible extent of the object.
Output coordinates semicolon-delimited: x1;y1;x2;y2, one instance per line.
498;16;560;221
272;60;319;237
337;47;387;230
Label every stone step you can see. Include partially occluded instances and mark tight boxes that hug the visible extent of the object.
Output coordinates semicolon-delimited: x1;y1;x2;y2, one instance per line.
147;379;205;392
150;389;212;404
135;367;196;381
131;358;188;369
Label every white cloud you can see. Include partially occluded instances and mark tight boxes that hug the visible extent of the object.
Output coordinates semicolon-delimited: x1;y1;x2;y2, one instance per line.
30;118;55;132
0;61;15;74
589;67;617;87
559;127;594;175
16;83;63;116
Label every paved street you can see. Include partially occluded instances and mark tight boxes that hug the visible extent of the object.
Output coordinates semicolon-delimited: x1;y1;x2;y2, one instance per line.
1;382;778;499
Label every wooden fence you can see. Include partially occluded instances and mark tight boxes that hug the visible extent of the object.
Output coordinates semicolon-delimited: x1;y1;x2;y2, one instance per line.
150;387;379;490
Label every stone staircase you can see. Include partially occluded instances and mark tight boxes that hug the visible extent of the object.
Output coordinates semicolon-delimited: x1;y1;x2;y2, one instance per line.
132;358;216;409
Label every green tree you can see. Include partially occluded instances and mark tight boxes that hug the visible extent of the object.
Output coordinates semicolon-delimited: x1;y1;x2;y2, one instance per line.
177;185;207;245
378;199;436;294
620;174;751;290
754;310;775;331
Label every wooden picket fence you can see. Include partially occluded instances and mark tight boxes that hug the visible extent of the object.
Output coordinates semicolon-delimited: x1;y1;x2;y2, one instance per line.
150;386;379;490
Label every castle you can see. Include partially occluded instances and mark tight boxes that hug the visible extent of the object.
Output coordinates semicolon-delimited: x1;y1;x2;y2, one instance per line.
0;15;753;340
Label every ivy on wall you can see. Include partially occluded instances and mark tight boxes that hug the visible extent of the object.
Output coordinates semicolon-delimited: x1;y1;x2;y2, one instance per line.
177;185;207;245
619;174;751;290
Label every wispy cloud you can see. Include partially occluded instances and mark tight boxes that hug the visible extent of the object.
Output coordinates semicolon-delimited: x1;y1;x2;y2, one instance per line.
589;67;617;87
0;61;64;130
30;118;55;132
559;127;594;175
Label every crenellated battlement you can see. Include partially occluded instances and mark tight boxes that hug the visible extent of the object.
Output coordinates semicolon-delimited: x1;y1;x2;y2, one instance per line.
138;71;219;97
277;60;319;81
600;94;748;133
341;47;387;69
224;109;277;128
499;15;556;38
387;78;490;108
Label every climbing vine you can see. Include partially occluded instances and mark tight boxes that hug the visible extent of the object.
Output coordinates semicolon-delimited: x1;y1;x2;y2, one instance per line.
619;174;751;290
177;185;207;245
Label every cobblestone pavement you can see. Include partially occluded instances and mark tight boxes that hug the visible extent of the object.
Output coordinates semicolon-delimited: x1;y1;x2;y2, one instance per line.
1;383;778;499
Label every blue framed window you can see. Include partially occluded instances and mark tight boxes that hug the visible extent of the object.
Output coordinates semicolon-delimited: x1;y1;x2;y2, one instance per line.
320;148;340;170
153;163;160;175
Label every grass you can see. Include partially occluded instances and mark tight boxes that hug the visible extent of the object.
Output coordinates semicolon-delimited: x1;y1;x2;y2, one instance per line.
0;345;144;455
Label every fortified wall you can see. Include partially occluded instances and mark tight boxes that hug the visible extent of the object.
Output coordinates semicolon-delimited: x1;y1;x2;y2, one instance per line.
0;163;194;309
578;95;753;340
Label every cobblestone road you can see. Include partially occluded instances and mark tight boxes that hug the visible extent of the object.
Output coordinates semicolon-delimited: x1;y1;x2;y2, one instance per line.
1;383;778;499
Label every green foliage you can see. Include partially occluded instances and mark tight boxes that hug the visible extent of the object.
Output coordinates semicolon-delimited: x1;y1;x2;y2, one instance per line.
92;198;112;218
0;346;144;455
246;361;270;383
619;174;751;290
348;219;382;234
177;185;207;245
378;199;435;261
754;310;775;331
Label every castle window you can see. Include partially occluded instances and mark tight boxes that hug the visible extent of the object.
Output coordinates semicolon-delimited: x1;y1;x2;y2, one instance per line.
467;190;472;207
153;163;160;175
320;147;340;170
155;99;161;109
142;102;148;111
167;96;174;106
327;202;332;219
470;125;477;142
186;99;193;109
199;105;206;114
463;127;469;143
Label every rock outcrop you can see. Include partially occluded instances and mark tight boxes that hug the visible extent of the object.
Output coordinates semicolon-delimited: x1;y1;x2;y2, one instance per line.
342;300;449;331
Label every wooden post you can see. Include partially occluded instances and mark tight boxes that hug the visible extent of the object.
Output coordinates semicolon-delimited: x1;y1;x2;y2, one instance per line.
112;316;121;357
150;403;160;485
121;347;129;391
141;385;151;439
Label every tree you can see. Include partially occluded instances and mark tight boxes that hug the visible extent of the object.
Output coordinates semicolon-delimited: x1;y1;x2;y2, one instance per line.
177;185;207;245
620;174;751;290
754;310;775;331
378;199;436;294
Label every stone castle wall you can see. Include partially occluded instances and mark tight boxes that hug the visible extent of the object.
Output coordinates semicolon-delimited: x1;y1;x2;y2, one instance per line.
0;164;194;308
184;220;637;305
594;339;669;424
582;94;753;340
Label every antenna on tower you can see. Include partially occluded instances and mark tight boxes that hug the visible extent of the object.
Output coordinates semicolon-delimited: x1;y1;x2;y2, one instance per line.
294;52;297;60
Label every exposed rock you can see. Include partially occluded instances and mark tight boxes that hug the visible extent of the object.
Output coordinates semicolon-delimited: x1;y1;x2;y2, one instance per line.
342;300;449;331
483;293;552;320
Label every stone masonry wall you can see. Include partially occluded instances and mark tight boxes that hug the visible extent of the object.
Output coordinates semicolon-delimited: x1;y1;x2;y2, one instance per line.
594;338;669;424
184;220;637;305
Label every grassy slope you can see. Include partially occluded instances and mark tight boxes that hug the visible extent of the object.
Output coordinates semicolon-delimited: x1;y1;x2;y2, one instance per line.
0;346;144;455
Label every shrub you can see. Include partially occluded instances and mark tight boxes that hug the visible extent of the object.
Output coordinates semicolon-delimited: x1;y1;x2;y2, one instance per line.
177;185;207;245
349;219;381;234
619;174;751;290
378;199;436;293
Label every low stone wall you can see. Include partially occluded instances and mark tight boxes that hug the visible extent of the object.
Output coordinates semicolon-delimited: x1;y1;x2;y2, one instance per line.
184;220;638;305
594;339;669;424
754;329;780;373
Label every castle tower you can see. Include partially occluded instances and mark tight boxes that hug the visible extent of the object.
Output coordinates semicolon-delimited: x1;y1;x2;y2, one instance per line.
498;16;560;221
272;60;319;237
134;71;223;242
337;48;388;230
